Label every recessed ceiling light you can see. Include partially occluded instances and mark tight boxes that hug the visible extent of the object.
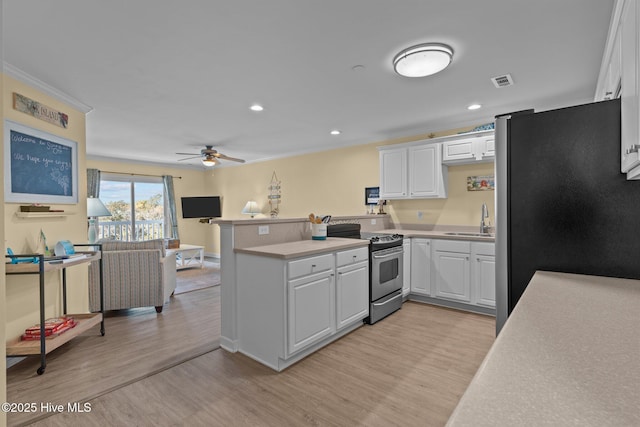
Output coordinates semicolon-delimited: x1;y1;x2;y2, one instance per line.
393;43;453;78
467;104;482;110
330;130;341;135
250;104;264;112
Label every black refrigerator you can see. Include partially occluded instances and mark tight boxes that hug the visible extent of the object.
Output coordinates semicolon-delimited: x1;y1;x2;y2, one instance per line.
495;98;640;334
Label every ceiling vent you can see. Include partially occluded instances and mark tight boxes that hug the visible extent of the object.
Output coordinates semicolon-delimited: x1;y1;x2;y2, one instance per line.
491;74;514;88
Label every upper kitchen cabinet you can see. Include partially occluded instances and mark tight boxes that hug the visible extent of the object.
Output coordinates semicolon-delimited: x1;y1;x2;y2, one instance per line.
441;131;495;165
596;0;640;178
379;140;447;199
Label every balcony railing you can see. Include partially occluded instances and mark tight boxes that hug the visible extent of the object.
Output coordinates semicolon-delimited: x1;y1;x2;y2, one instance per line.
98;220;164;241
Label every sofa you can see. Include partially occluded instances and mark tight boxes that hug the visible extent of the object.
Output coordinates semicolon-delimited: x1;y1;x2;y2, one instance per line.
88;239;177;313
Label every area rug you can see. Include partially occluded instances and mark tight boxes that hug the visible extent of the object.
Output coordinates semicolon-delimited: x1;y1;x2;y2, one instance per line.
174;260;221;295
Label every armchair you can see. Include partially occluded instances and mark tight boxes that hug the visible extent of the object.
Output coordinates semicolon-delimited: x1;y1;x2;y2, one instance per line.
88;239;177;313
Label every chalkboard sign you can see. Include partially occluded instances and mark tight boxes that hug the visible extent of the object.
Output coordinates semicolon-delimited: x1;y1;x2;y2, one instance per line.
4;120;78;204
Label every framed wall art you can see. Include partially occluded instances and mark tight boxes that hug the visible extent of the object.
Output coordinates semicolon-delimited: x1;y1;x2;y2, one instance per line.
4;120;78;204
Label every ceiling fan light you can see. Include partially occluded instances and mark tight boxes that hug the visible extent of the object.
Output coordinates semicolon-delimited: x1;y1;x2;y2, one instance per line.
201;156;217;167
393;43;453;78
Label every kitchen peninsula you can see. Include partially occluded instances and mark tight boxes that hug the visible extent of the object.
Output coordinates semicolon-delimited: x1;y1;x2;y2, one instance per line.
216;215;392;369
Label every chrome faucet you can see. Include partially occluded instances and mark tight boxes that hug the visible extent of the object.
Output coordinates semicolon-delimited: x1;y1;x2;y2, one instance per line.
480;203;490;234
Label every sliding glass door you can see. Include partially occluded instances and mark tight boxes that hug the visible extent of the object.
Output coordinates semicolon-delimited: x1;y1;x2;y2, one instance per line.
98;174;165;241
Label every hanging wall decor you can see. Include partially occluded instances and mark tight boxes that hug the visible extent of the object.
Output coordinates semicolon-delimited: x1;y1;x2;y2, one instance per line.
268;171;281;217
467;175;495;191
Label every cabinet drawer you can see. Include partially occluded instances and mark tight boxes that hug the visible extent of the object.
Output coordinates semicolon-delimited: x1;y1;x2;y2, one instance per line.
433;239;471;253
288;253;334;280
336;247;368;267
473;242;495;256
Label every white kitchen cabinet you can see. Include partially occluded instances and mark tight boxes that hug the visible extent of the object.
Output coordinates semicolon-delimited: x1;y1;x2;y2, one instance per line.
379;147;408;198
287;270;335;355
596;0;640;178
409;144;448;197
402;239;411;297
336;246;369;330
410;238;431;296
621;0;640;176
336;260;369;329
432;240;471;303
379;141;447;199
442;132;495;164
472;242;496;308
235;244;369;371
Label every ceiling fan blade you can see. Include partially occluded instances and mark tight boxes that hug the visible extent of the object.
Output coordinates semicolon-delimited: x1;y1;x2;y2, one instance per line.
216;153;246;163
175;152;200;156
177;155;202;161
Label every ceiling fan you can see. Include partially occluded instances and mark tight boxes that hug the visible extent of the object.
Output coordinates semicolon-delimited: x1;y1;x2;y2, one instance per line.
176;145;246;167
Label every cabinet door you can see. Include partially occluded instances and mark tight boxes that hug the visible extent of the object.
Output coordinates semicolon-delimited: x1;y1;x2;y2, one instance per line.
433;250;471;302
410;239;431;295
336;261;369;329
442;138;475;162
379;148;408;198
402;239;411;296
475;254;496;308
409;144;446;198
480;136;495;159
621;0;640;173
287;271;335;355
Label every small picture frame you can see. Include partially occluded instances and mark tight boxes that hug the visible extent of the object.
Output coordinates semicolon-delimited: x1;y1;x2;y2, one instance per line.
467;175;495;191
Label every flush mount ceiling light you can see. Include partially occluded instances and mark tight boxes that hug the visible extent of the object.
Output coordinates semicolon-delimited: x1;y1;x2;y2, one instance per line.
393;43;453;78
250;104;264;112
467;104;482;110
330;129;341;135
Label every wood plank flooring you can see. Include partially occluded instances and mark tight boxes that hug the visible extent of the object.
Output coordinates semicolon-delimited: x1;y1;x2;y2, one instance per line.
23;297;495;427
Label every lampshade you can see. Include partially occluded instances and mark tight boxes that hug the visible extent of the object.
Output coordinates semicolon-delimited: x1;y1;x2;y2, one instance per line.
241;201;259;218
87;197;111;218
393;43;453;78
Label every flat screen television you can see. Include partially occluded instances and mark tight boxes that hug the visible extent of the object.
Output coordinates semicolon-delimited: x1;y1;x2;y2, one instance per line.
181;196;222;219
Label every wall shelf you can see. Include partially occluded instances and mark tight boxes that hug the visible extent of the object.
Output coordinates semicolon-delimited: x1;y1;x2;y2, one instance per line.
15;212;75;218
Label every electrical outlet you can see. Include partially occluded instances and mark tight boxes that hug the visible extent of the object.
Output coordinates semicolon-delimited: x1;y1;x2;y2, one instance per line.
371;219;377;225
258;225;269;235
417;211;423;220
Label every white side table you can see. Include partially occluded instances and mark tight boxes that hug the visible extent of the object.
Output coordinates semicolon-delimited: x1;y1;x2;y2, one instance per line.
167;244;205;270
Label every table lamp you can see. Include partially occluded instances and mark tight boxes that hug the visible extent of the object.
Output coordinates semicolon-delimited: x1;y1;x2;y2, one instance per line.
241;201;259;218
87;197;112;243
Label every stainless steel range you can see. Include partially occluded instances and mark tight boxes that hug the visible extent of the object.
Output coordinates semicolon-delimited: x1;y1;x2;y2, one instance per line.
327;224;404;324
363;232;404;324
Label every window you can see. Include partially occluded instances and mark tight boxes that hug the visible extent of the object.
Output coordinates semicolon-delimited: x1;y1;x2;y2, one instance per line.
98;174;166;241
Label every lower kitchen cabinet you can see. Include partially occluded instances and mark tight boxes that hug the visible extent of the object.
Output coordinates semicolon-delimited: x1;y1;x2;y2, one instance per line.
235;245;369;371
408;238;496;314
336;260;369;329
410;238;431;295
432;240;471;303
472;242;496;308
402;239;411;296
287;270;335;355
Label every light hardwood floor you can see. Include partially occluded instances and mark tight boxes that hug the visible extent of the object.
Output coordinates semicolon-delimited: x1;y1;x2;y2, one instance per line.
21;294;495;427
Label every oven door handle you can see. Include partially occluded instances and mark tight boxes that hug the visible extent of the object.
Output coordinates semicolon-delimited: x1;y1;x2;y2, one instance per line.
371;247;403;259
372;292;403;307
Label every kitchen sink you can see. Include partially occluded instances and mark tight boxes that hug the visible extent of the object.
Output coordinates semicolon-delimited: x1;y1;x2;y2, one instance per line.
444;232;495;237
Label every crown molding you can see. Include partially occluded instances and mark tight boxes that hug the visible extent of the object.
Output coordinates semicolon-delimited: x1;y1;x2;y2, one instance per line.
3;62;93;114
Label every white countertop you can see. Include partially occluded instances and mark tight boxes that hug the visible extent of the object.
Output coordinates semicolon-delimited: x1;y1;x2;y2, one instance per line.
234;237;369;259
447;271;640;426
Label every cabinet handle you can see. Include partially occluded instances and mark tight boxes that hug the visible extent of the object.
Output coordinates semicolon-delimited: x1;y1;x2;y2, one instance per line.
311;264;316;267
